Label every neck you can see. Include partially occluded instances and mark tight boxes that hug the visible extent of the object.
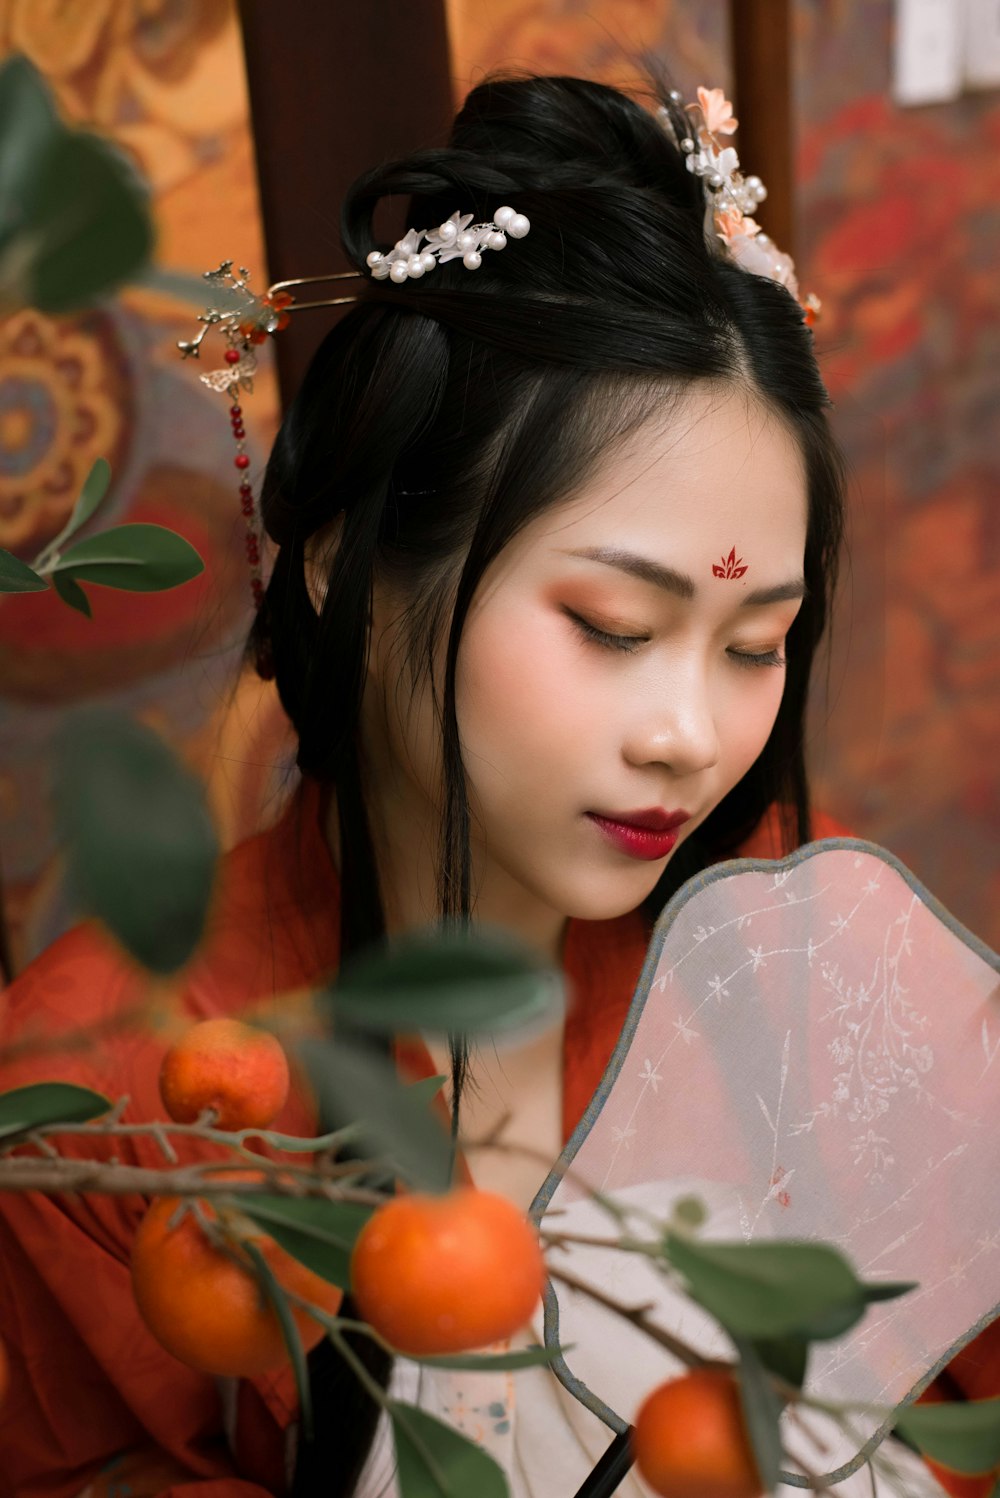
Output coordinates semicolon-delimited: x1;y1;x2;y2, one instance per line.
322;786;569;969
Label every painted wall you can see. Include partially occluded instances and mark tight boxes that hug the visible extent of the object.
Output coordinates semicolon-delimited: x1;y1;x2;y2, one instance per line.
0;0;292;974
794;2;999;949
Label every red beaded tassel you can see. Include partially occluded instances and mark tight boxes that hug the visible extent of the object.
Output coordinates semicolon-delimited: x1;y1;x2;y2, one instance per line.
224;347;265;613
179;271;295;684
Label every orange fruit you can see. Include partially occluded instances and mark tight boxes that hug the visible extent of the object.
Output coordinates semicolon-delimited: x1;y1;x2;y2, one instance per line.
350;1186;546;1356
131;1181;342;1378
159;1016;289;1131
631;1369;763;1498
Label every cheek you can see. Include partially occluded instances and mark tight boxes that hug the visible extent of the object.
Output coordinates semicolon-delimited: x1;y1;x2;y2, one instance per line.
458;606;591;769
718;672;787;784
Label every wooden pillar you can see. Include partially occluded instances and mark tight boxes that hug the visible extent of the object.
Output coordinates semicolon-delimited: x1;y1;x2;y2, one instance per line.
729;0;794;258
237;0;454;405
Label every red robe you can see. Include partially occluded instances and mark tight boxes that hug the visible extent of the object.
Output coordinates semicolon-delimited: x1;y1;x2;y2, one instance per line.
0;776;994;1496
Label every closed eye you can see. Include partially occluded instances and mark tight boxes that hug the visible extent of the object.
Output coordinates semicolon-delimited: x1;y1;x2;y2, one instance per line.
566;610;786;669
728;647;787;669
565;609;646;655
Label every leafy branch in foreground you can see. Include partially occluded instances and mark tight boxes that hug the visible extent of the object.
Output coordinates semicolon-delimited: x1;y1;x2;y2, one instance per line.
0;708;994;1498
0;456;205;617
3;1060;996;1497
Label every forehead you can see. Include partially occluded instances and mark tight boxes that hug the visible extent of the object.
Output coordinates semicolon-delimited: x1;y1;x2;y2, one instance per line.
535;384;808;568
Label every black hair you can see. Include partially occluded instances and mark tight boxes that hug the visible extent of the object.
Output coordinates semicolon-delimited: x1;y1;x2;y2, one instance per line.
248;72;845;1495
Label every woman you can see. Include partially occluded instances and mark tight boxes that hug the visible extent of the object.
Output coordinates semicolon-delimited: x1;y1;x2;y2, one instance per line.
0;74;992;1498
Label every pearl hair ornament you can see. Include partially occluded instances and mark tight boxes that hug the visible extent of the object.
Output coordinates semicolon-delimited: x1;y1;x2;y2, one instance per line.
365;206;531;281
659;85;820;325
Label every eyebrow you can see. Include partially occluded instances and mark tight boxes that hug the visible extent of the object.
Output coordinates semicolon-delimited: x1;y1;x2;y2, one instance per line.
562;546;807;607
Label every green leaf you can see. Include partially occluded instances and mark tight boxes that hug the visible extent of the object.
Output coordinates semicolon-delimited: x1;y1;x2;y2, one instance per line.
0;57;152;312
22;127;153;313
327;925;564;1036
237;1194;373;1290
300;1037;453;1195
664;1235;875;1341
0;56;157;316
412;1344;568;1372
798;1279;918;1341
406;1074;448;1108
41;458;113;557
861;1280;917;1305
0;549;47;593
390;1400;509;1498
894;1397;1000;1477
0;56;60;261
0;1082;111;1140
52;524;204;592
50;571;92;616
670;1195;707;1231
242;1238;314;1444
52;709;219;974
750;1335;809;1390
734;1337;784;1492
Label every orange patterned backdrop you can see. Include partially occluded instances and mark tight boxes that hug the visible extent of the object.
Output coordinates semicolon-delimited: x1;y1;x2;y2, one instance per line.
0;0;292;974
0;0;996;977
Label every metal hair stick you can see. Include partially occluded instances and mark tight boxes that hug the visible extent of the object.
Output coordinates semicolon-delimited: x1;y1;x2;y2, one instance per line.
266;269;363;312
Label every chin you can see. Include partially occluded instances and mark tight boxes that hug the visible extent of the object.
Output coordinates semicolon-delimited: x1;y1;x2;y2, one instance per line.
559;872;664;924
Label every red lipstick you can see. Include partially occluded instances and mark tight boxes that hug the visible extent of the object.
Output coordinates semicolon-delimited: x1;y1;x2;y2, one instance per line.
586;808;690;861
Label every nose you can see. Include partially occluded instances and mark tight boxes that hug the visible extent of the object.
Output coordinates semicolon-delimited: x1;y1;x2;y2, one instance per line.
623;659;720;779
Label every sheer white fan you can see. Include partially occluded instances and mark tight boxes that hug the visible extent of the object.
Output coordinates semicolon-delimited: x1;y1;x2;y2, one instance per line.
530;840;1000;1495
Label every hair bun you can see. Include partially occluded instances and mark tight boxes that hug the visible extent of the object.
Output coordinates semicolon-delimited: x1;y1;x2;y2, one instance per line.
341;74;708;278
450;74;700;203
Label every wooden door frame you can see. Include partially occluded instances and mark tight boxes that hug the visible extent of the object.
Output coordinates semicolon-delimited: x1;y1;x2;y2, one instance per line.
237;0;454;404
729;0;794;257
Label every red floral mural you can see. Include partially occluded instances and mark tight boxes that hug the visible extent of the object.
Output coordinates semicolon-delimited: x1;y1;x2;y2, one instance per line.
795;1;1000;948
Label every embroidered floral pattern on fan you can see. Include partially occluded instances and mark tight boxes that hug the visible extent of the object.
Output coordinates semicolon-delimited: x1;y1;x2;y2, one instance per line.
789;892;945;1181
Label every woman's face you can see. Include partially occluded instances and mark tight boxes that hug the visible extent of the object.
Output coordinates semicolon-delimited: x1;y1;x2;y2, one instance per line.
360;383;809;957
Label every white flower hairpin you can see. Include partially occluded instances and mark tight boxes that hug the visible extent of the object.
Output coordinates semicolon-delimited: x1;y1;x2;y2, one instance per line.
366;206;531;282
659;85;820;325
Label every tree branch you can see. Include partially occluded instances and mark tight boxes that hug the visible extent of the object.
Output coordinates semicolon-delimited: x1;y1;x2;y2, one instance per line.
546;1264;848;1495
547;1263;716;1370
0;1155;387;1204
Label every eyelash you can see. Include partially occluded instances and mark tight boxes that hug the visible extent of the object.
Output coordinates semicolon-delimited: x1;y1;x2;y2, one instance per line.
566;611;787;669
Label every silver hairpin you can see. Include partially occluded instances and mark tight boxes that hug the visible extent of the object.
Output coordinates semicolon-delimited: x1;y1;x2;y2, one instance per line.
366;206;531;283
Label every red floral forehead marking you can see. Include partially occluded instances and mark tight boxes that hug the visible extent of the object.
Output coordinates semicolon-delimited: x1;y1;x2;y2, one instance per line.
713;548;748;580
